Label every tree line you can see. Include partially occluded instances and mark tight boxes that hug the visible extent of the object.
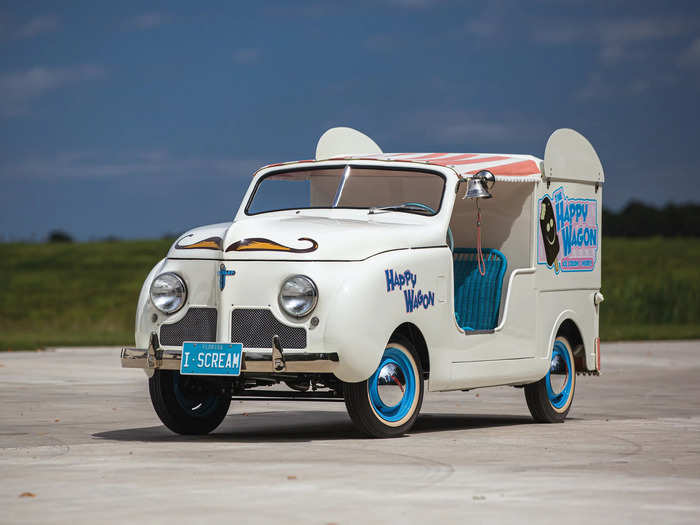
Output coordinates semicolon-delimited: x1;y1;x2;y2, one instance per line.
603;202;700;237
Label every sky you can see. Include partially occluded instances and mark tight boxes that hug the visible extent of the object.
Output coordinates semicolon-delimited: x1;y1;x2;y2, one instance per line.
1;0;699;241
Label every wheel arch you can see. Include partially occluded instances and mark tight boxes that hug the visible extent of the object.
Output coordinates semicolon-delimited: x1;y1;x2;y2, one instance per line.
390;322;430;379
548;313;586;372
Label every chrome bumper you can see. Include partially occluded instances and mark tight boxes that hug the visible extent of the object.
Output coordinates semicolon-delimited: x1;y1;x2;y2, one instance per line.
120;339;339;374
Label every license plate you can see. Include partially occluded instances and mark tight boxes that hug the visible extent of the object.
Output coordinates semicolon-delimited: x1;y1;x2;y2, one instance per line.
180;342;243;376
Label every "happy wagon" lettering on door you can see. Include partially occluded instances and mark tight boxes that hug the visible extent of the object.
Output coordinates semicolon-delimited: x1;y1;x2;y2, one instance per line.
385;269;435;313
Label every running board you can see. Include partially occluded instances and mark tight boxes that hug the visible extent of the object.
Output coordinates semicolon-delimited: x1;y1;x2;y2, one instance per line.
232;390;343;402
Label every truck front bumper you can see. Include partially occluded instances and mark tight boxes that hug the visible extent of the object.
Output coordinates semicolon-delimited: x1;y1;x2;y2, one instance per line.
121;337;339;374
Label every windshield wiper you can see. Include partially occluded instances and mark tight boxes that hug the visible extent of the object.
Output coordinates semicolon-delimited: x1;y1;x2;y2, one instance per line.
368;204;432;215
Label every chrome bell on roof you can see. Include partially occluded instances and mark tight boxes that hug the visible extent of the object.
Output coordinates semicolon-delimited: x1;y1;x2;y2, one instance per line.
464;170;496;199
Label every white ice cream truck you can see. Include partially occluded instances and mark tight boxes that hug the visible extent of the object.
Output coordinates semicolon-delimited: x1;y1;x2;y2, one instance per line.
122;127;604;438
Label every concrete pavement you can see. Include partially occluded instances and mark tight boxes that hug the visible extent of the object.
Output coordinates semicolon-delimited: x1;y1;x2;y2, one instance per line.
1;341;699;524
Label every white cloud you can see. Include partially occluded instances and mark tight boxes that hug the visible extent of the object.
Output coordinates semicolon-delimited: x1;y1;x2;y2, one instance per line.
599;44;629;64
598;17;694;44
0;13;60;39
15;14;60;38
535;15;698;45
124;12;171;30
533;15;700;63
0;151;264;181
0;65;105;117
233;48;260;64
385;0;445;8
263;3;342;19
575;71;677;100
600;17;699;63
530;13;700;95
463;0;511;39
532;23;585;45
575;73;610;100
364;34;397;52
394;108;545;147
678;38;700;69
438;120;520;143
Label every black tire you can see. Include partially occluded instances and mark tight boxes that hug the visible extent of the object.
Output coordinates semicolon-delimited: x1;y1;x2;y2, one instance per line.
149;370;231;435
344;337;424;438
525;336;576;423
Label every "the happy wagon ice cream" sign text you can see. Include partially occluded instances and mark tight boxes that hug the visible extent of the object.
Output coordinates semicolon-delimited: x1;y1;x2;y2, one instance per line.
537;186;598;273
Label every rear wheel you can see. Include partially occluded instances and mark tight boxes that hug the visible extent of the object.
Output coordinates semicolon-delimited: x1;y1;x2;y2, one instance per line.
149;370;231;435
344;338;424;438
525;336;576;423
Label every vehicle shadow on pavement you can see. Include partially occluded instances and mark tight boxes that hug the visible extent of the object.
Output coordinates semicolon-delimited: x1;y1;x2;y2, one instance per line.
92;411;533;443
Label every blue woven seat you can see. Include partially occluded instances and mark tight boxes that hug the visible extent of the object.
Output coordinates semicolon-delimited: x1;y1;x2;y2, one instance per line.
453;248;507;331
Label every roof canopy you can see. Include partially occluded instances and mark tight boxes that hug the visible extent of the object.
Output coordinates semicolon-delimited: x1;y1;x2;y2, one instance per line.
310;127;540;182
262;127;607;186
347;152;542;182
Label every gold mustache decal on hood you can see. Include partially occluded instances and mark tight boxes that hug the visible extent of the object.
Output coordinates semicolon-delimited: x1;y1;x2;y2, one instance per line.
175;234;222;250
225;237;318;253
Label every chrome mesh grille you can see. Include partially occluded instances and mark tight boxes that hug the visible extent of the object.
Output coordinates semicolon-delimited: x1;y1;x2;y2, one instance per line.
231;309;307;349
160;307;217;346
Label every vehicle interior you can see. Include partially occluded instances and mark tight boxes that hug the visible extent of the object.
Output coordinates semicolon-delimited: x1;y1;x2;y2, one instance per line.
448;181;535;332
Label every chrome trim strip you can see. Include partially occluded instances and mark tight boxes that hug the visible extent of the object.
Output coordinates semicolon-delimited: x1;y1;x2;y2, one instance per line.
332;164;352;207
120;347;339;373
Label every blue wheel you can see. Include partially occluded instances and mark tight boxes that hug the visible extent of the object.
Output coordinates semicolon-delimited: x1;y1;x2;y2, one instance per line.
525;337;576;422
344;339;424;437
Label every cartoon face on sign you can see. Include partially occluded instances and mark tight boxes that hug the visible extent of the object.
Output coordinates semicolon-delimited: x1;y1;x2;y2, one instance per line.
539;196;560;271
537;187;598;274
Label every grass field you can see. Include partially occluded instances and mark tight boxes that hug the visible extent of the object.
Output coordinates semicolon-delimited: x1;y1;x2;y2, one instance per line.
600;237;700;340
1;237;698;350
0;239;172;350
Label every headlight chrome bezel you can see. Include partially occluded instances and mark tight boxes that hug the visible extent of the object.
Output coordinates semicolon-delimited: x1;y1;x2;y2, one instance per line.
150;272;187;314
278;275;318;318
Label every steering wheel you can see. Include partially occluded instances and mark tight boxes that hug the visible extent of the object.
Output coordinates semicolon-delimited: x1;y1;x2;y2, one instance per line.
402;202;454;252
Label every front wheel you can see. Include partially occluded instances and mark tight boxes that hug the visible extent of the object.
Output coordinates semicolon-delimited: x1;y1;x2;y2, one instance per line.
149;370;231;435
524;336;576;423
344;339;424;438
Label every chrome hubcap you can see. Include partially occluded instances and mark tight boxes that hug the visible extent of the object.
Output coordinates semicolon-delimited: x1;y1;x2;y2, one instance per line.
376;362;406;407
549;353;568;395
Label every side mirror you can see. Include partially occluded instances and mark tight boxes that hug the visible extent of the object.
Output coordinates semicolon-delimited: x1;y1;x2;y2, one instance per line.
464;170;495;199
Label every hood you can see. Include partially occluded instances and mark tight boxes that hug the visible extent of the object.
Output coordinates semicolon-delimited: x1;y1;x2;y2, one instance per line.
168;213;444;261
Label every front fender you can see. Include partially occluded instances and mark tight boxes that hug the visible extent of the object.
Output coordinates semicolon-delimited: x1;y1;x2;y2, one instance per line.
322;262;394;382
134;258;166;349
323;248;448;382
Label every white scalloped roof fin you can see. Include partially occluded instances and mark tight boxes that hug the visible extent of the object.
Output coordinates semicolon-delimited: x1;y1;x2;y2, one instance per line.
315;127;382;160
544;128;604;184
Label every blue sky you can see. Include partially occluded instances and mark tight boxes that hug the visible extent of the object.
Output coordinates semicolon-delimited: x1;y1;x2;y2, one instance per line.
1;0;699;240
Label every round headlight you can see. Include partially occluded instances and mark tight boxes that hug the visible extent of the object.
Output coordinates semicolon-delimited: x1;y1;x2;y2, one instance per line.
150;272;187;314
279;275;317;318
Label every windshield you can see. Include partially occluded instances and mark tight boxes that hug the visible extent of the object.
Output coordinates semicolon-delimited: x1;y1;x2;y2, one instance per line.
246;166;445;216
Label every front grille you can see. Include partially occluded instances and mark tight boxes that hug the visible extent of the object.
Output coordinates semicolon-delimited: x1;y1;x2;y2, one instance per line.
231;309;307;349
160;307;217;346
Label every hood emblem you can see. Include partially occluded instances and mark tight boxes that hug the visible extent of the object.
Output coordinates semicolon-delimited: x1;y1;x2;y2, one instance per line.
225;237;318;253
218;264;236;290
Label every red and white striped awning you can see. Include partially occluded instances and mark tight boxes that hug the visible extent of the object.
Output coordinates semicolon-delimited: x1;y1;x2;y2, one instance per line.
356;152;542;182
